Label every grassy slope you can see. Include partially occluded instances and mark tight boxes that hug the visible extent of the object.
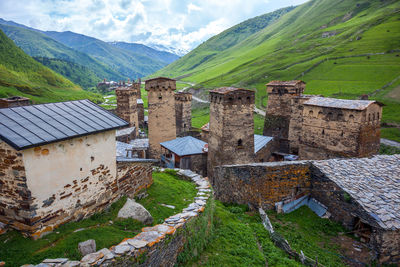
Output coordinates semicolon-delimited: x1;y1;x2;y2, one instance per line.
0;29;102;103
154;0;400;130
0;24;124;84
0;171;197;266
189;202;350;266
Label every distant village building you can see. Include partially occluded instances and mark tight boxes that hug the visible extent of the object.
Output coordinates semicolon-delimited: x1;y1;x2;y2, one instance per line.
263;81;383;159
207;87;256;180
175;92;192;136
300;97;383;159
0;100;138;238
145;77;177;159
0;96;30;108
200;122;209;142
160;136;207;176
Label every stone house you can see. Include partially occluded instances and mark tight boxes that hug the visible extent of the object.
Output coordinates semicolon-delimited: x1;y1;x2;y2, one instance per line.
145;77;177;159
160;136;207;176
311;155;400;264
0;100;154;238
200;122;209;142
0;96;30;108
300;97;383;159
214;154;400;264
254;134;275;162
263;80;383;160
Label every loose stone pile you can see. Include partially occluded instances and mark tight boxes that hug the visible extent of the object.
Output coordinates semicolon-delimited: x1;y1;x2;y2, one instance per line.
19;169;211;267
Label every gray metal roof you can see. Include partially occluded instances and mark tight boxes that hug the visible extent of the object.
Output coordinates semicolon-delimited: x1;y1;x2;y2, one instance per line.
254;134;274;153
304;97;380;110
0;99;128;150
160;136;207;156
137;99;144;105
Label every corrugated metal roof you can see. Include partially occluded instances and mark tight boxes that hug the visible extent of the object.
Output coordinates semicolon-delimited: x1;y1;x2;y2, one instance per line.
254;134;273;153
0;99;128;150
304;97;380;110
137;99;144;104
160;136;207;156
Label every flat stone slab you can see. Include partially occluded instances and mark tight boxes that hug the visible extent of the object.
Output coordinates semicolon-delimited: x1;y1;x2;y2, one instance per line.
142;224;176;235
134;231;164;247
127;239;148;249
42;258;68;264
113;244;131;255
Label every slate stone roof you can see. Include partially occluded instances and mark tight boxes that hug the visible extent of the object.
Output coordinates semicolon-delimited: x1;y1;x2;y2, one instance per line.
267;80;305;86
130;138;149;149
304;96;381;110
210;87;253;94
116;126;136;137
0;99;128;150
254;134;273;153
160;136;207;156
313;155;400;230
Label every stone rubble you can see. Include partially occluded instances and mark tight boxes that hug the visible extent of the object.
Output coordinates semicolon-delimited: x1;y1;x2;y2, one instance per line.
24;168;211;267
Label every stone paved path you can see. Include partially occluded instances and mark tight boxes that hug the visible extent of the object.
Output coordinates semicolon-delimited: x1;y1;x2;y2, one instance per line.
381;138;400;149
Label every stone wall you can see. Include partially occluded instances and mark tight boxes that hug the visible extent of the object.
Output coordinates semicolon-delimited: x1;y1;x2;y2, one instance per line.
26;169;213;267
0;141;32;233
371;229;400;264
116;159;155;198
255;140;276;162
213;161;311;209
288;96;313;154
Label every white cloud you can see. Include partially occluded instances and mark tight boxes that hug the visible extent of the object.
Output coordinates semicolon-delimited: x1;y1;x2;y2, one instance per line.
0;0;308;53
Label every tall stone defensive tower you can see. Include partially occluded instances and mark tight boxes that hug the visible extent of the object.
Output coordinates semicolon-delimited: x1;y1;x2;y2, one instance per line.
263;80;305;153
145;77;176;159
132;79;145;127
115;86;139;135
175;92;192;136
208;87;255;182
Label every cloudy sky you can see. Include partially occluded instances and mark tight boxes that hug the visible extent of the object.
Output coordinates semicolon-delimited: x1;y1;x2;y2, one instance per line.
0;0;308;54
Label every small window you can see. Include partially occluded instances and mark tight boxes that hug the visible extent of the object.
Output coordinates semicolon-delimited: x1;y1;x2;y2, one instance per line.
327;112;333;120
318;111;323;118
337;114;343;121
237;139;243;147
377;112;380;120
309;110;314;116
322;129;325;135
158;95;162;100
349;114;354;121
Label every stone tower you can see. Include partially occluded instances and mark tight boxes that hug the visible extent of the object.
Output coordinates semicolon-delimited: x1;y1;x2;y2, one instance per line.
208;87;255;182
175;92;192;136
115;86;139;135
132;79;145;127
145;77;176;159
263;80;305;153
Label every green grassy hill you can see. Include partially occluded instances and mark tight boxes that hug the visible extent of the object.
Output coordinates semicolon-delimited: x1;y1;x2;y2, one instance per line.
0;29;102;103
0;23;124;87
154;0;400;130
